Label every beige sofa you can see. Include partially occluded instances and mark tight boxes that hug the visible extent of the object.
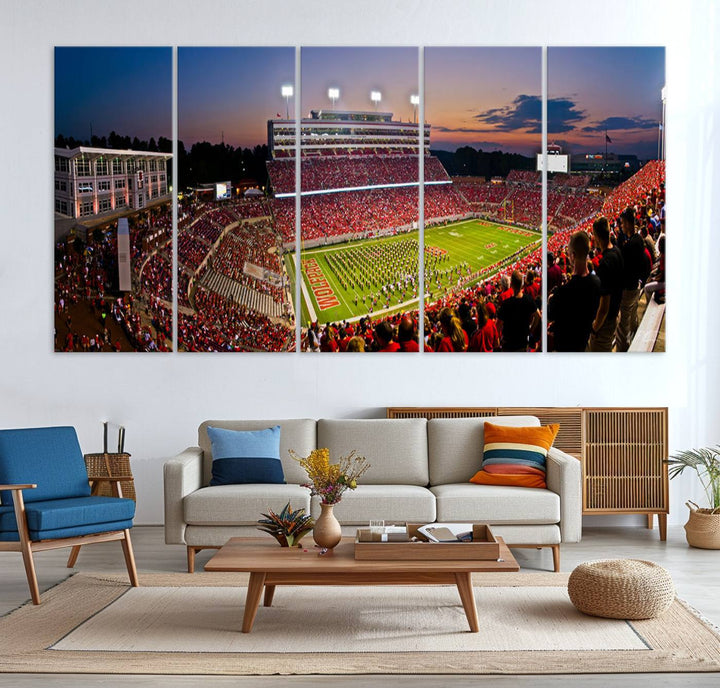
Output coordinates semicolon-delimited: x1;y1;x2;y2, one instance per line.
164;416;582;572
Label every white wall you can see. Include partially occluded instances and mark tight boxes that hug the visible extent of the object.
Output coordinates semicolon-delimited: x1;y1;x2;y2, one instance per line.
0;0;718;526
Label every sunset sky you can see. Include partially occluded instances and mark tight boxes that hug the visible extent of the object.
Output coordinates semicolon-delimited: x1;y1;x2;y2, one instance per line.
55;47;171;142
56;46;665;161
548;47;665;160
425;47;541;156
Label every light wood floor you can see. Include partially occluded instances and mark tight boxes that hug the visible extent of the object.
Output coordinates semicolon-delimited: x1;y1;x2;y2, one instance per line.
1;525;718;688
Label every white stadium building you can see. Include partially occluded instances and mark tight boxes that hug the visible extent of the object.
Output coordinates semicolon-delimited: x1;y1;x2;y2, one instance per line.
54;147;172;220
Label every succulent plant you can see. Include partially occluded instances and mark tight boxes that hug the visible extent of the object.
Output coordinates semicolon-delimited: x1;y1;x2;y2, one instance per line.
257;501;315;547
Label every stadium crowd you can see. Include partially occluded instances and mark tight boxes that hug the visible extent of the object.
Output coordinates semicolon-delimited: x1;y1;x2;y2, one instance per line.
55;204;173;352
546;160;665;352
267;155;450;195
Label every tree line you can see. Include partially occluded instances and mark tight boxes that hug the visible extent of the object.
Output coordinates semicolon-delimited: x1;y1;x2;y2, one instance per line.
431;146;535;179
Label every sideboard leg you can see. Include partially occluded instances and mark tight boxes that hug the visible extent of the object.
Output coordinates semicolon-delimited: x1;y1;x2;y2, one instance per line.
647;513;654;529
658;513;667;541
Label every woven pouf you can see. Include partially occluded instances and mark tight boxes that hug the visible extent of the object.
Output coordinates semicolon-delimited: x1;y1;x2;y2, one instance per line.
568;559;675;619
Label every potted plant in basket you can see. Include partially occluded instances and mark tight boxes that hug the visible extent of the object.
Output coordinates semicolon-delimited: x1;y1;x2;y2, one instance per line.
666;446;720;549
290;448;370;550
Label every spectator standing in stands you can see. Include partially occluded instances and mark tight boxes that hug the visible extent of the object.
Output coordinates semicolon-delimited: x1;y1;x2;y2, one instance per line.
643;235;665;304
397;316;420;352
547;252;563;294
497;270;540;352
468;303;500;352
547;231;600;352
436;307;468;352
615;207;651;351
375;321;400;352
588;217;625;352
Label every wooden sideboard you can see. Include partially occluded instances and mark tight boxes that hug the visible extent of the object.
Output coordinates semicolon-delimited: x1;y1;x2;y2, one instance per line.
386;406;669;540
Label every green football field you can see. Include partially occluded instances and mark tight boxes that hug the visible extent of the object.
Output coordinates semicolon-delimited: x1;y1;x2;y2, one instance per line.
283;219;540;325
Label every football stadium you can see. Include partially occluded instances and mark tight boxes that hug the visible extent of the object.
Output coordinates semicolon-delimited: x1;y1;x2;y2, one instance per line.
170;104;665;352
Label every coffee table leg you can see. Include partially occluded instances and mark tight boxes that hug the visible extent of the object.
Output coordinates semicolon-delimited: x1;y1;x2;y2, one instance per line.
455;572;479;633
242;572;266;633
263;584;276;607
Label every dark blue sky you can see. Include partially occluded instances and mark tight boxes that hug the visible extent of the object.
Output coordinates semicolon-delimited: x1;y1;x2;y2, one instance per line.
301;47;417;121
179;47;294;148
55;47;171;142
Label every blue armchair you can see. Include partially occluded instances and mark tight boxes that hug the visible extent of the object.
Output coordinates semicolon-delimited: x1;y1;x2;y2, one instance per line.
0;426;139;604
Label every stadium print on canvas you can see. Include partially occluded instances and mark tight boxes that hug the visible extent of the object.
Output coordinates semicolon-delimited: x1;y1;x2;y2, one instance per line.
424;47;543;352
546;47;665;353
177;47;296;352
54;47;173;352
298;47;420;352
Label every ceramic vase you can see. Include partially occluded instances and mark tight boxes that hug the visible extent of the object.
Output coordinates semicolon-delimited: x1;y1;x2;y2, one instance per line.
313;502;342;549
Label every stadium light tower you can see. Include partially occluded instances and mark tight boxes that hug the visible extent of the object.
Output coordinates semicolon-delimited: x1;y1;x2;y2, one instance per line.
370;90;382;111
410;94;419;123
281;84;294;119
328;87;340;110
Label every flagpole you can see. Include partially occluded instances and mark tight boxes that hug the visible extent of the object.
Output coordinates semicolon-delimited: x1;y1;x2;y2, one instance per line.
604;129;608;173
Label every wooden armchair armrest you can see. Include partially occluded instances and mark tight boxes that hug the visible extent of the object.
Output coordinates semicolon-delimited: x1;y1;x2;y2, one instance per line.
0;484;37;491
89;476;134;482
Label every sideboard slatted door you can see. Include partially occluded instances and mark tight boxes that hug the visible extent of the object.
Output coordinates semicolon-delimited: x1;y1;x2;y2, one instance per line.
583;408;668;539
386;408;497;420
498;407;583;459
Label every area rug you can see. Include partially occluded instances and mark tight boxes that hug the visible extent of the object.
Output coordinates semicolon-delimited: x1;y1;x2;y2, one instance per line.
1;572;719;675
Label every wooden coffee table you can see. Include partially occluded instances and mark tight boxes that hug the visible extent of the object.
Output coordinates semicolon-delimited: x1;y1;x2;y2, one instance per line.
204;536;519;633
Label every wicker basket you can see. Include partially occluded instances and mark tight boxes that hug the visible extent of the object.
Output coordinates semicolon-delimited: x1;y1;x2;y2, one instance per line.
84;453;136;501
684;501;720;549
568;559;675;619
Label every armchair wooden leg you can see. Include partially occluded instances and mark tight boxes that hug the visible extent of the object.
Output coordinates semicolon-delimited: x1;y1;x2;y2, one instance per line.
187;546;196;574
121;529;139;587
66;545;81;568
19;539;41;605
11;489;41;605
551;545;560;573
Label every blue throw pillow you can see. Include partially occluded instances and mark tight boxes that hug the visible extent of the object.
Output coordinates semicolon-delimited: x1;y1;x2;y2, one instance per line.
207;426;285;486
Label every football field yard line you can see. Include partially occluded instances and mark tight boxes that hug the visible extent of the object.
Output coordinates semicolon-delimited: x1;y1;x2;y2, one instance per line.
299;275;317;323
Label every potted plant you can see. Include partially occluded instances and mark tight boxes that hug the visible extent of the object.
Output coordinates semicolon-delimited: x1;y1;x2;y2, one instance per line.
257;502;314;547
666;446;720;549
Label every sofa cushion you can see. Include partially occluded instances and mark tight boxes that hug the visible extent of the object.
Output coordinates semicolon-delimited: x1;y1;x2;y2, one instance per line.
317;419;428;485
184;484;311;526
430;483;560;524
198;420;316;487
470;422;559;489
0;520;135;542
489;524;561;546
206;425;284;486
427;416;540;486
0;495;135;533
0;427;91;505
311;485;436;525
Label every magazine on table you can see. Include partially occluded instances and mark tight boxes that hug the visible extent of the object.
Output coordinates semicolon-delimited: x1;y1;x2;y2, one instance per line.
417;523;474;542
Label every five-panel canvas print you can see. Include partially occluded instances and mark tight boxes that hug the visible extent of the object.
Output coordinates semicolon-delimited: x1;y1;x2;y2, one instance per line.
54;46;665;353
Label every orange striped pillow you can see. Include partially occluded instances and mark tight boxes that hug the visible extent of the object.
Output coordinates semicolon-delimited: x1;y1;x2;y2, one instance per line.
470;423;559;489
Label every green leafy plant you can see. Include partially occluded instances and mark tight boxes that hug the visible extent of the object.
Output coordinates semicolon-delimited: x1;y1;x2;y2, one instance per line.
257;502;315;547
666;447;720;513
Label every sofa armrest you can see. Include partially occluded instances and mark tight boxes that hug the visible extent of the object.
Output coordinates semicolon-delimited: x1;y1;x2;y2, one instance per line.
546;446;582;543
163;447;203;545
